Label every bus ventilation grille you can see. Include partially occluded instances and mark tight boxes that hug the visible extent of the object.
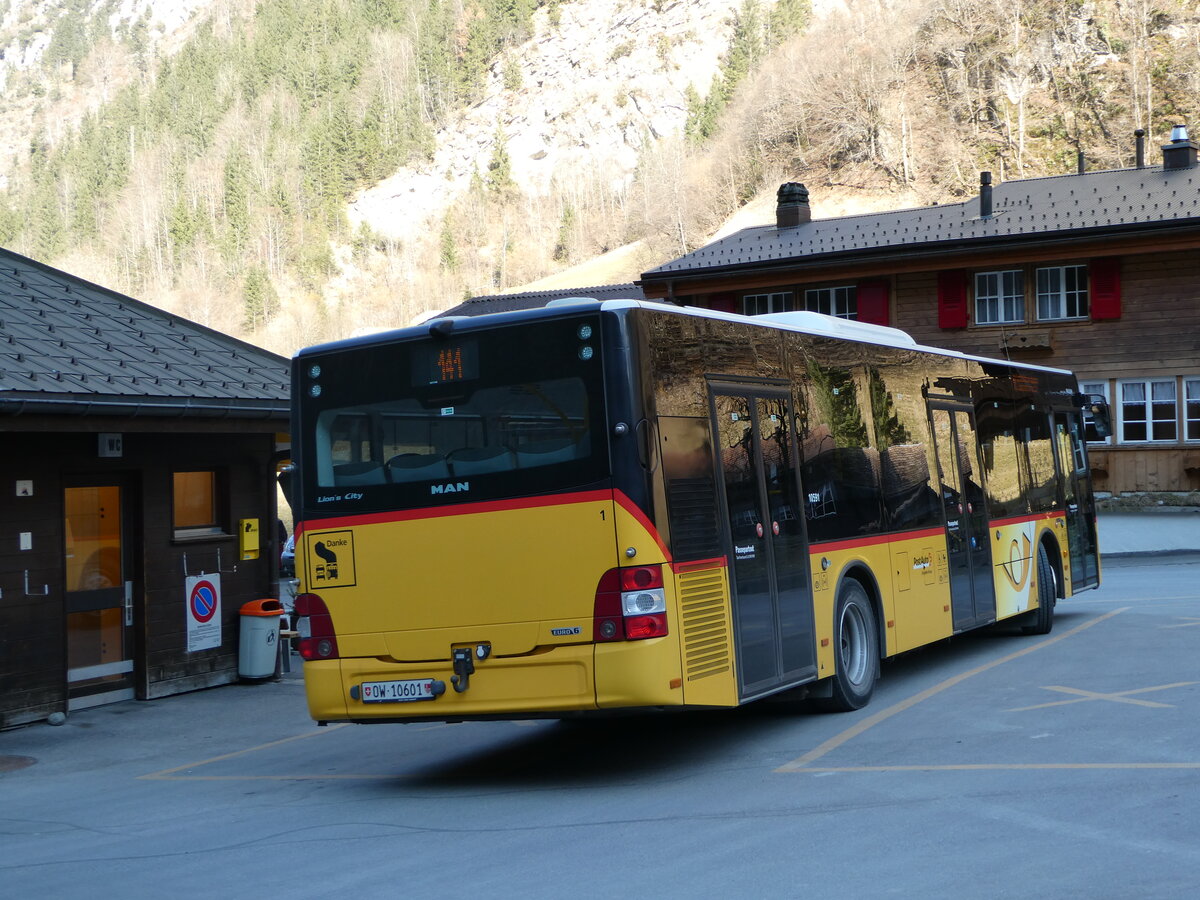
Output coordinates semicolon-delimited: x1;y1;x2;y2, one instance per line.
678;566;731;681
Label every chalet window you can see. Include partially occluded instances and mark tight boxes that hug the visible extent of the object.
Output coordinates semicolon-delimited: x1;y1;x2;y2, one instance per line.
173;470;225;538
1080;381;1111;445
1186;378;1200;441
974;270;1024;324
1117;379;1177;443
1036;265;1088;321
742;291;793;316
804;285;856;319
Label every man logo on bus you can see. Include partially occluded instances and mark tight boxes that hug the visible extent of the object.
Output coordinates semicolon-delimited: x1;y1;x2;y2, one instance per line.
431;482;470;495
314;541;338;581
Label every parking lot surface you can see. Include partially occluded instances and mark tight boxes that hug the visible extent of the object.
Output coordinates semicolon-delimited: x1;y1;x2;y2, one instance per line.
2;555;1198;898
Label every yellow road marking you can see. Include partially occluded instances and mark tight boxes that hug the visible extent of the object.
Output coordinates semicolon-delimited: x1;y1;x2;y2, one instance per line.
1008;681;1198;712
140;723;351;780
776;608;1127;772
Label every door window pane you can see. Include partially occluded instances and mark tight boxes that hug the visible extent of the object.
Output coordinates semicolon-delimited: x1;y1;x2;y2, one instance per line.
65;486;122;591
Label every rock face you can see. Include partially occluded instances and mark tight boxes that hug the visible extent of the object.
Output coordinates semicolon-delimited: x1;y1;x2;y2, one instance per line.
351;0;766;245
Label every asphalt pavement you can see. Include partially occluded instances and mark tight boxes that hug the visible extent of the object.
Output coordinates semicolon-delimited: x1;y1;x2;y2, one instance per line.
2;553;1198;899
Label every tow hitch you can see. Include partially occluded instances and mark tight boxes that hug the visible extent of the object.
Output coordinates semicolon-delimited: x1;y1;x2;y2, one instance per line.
451;647;475;693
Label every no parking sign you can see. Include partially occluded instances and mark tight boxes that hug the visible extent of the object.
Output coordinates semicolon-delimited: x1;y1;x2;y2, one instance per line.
186;573;222;652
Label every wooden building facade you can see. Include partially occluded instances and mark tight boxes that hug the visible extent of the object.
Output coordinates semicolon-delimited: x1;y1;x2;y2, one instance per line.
639;128;1200;498
0;250;290;728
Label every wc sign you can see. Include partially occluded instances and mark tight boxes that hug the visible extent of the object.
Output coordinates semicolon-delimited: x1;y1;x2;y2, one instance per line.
185;573;222;652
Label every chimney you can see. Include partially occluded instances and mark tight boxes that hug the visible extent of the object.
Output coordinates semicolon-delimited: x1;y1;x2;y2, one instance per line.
776;182;811;228
1077;150;1086;174
979;171;993;218
1162;123;1199;170
1135;129;1146;168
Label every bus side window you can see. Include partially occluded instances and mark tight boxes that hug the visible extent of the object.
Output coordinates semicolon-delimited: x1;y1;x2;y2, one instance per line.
868;362;942;531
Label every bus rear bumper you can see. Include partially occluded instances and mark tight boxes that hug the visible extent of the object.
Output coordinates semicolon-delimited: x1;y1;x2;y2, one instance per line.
303;634;695;721
304;645;600;721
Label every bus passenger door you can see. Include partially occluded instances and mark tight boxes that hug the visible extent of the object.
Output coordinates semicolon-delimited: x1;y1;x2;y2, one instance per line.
929;405;995;630
711;388;816;699
1054;411;1100;589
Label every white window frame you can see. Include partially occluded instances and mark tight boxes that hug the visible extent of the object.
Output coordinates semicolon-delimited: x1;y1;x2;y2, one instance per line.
1185;377;1200;443
742;291;793;316
974;269;1025;325
1079;380;1111;445
1036;264;1089;321
804;285;856;319
1117;378;1178;444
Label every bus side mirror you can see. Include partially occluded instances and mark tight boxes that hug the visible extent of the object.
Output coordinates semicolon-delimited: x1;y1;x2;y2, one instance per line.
1078;393;1111;441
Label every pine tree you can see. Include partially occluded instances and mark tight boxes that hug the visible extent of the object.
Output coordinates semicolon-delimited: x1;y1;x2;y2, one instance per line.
242;266;279;330
486;125;514;194
223;147;252;265
439;215;459;271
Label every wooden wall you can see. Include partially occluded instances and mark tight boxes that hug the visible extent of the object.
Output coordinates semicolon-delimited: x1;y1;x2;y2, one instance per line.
893;248;1200;496
0;422;282;728
0;432;66;726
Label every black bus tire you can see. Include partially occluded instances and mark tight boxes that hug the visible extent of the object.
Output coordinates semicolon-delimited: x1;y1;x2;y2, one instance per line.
818;578;879;712
1021;544;1056;636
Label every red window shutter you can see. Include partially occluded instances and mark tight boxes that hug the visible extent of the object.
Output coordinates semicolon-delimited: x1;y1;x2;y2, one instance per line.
937;270;968;329
1090;258;1121;320
709;292;737;314
856;280;890;325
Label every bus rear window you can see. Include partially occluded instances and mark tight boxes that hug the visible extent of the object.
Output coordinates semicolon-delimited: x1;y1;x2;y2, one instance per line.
315;377;593;488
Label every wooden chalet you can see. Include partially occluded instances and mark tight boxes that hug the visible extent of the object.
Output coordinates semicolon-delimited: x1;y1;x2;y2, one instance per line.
0;249;290;728
639;126;1200;498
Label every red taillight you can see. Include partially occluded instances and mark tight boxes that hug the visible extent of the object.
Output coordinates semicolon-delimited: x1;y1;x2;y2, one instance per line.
620;566;663;591
593;566;667;642
295;592;340;660
623;613;668;640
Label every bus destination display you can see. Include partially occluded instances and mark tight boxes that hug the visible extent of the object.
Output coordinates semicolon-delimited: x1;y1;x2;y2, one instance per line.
413;340;479;386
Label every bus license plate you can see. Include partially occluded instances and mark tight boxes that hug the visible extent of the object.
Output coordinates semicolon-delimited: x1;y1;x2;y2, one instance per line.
360;679;436;703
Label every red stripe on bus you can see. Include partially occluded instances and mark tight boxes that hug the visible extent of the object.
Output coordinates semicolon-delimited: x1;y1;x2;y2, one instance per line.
989;511;1064;528
810;526;946;554
297;489;615;533
613;490;673;561
671;556;727;574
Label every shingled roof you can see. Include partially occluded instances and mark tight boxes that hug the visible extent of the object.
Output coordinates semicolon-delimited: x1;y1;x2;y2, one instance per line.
644;161;1200;281
438;282;645;317
0;248;289;418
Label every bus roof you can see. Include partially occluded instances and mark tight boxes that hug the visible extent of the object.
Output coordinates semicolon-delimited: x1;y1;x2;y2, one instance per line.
295;297;1074;377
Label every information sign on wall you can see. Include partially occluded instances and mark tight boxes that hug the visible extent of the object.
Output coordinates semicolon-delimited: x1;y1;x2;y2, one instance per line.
185;573;222;652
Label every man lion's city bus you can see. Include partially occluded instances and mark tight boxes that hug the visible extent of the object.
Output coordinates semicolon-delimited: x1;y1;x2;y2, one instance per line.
288;299;1104;724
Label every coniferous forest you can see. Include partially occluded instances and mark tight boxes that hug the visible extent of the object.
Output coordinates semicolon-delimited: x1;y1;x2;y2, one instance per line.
1;0;1199;354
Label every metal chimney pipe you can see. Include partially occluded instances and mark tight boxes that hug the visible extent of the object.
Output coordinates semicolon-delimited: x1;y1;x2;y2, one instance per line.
1163;123;1199;170
1135;129;1146;168
1077;150;1085;174
979;172;993;218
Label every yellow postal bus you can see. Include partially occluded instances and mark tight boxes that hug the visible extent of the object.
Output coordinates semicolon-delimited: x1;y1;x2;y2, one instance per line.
289;300;1103;723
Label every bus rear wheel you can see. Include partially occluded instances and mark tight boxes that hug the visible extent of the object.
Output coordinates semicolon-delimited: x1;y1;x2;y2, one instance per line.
818;578;879;712
1021;544;1056;636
